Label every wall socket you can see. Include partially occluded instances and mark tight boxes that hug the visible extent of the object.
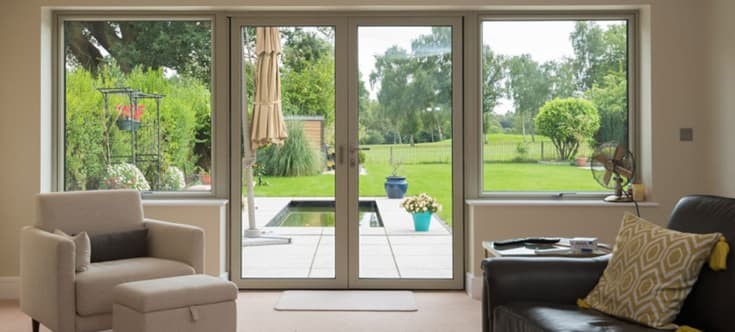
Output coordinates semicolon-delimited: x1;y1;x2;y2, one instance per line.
680;128;694;141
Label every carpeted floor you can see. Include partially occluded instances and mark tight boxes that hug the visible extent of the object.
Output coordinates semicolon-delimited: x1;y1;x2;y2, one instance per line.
0;291;481;332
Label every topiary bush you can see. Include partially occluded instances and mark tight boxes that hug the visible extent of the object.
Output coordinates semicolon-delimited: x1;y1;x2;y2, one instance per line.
100;163;151;191
535;98;600;161
257;123;321;177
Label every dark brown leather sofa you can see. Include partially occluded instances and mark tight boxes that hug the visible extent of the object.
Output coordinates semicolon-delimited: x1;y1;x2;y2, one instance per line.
481;195;735;332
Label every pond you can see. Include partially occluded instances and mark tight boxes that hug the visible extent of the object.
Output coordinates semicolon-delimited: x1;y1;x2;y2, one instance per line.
265;200;383;228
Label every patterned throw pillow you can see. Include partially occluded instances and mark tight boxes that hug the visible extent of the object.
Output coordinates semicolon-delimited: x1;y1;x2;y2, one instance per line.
581;213;721;329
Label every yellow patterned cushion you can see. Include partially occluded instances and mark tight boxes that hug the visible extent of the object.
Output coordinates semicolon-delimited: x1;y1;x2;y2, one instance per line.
581;213;721;329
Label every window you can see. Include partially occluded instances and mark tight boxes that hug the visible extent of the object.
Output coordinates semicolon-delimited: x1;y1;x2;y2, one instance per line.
61;18;213;192
480;16;633;194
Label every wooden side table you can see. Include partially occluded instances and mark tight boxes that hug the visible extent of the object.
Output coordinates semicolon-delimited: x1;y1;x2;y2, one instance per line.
483;238;612;258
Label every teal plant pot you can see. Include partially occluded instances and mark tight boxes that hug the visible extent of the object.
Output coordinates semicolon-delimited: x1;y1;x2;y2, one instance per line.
412;212;432;232
116;119;141;131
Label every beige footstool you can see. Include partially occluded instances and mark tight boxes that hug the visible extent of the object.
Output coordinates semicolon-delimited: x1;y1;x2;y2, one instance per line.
113;274;238;332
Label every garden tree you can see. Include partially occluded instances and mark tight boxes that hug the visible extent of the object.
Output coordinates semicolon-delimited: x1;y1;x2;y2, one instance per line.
505;54;551;142
543;59;577;99
370;46;413;145
586;72;628;145
535;98;600;161
64;21;212;83
482;47;506;139
280;28;336;126
570;22;627;91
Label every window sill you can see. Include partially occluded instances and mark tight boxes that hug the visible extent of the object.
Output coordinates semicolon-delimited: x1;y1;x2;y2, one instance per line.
142;199;229;207
465;199;658;208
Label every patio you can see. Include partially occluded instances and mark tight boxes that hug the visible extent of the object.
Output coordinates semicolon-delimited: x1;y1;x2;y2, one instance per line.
242;197;453;279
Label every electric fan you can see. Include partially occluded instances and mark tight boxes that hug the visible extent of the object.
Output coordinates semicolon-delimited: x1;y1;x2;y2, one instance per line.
590;142;636;202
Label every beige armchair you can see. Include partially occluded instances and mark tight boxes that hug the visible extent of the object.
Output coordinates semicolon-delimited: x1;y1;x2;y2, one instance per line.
20;190;204;332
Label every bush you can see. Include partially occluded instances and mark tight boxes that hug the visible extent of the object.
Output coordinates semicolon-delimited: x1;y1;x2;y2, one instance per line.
535;98;600;161
258;123;321;177
64;63;211;191
100;163;151;191
160;166;186;191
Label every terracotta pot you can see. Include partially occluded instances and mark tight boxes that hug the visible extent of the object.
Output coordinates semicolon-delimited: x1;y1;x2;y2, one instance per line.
199;174;211;185
575;157;588;167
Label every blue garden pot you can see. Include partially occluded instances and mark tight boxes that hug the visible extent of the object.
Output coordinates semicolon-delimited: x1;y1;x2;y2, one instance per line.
412;212;432;232
384;176;408;199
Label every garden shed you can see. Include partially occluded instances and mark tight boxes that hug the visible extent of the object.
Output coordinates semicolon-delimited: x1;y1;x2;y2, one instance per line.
284;115;324;150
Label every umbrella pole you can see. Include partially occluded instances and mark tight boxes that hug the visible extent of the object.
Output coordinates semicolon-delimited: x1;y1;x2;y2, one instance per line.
243;157;259;237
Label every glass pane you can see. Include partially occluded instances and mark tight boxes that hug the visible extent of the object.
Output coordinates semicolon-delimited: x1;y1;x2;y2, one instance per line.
63;20;213;192
357;26;453;279
481;20;629;192
240;26;336;279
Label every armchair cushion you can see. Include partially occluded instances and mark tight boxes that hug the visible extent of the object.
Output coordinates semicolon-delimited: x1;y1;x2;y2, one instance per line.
494;302;660;332
53;229;91;272
75;257;194;316
36;190;144;235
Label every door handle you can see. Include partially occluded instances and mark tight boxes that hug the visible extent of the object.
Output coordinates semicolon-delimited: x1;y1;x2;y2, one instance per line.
338;145;344;165
349;146;369;168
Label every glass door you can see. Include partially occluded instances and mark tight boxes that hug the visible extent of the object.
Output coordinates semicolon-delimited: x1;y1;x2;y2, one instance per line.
348;17;464;288
230;17;349;288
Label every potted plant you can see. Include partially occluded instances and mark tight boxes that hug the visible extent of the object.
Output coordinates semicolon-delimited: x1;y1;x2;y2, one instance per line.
384;161;407;199
401;193;442;232
115;104;144;131
575;155;589;167
197;168;211;185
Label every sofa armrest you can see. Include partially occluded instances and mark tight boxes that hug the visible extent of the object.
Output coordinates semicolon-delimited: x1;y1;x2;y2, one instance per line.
482;255;609;332
144;218;205;273
20;226;76;332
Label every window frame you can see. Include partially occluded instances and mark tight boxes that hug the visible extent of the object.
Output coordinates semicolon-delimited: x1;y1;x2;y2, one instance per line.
474;11;639;199
53;12;228;198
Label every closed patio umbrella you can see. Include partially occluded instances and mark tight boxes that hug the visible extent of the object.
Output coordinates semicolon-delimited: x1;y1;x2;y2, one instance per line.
243;27;290;246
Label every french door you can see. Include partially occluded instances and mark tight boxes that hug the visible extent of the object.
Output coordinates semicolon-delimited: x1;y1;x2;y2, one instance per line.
230;15;463;289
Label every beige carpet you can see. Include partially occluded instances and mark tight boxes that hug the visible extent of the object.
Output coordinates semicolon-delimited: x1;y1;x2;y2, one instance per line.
0;291;481;332
275;290;417;311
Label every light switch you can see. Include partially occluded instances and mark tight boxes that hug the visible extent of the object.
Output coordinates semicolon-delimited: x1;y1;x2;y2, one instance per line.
680;128;694;141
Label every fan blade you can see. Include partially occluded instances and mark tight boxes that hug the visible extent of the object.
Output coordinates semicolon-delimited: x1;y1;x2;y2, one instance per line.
603;169;613;186
616;166;634;179
594;154;610;165
613;145;626;161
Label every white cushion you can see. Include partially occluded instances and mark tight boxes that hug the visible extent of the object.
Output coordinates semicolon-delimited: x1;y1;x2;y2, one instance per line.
75;257;195;316
53;229;91;272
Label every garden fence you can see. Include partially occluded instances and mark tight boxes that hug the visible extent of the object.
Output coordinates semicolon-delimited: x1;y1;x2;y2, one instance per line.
364;141;593;165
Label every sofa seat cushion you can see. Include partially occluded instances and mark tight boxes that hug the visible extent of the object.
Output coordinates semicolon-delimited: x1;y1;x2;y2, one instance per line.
494;302;661;332
75;257;195;316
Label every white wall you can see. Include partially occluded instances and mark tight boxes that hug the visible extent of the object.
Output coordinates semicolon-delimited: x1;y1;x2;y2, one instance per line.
706;0;735;196
0;0;725;278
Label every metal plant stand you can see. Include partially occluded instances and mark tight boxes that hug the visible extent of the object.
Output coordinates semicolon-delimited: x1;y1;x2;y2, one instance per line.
98;87;165;190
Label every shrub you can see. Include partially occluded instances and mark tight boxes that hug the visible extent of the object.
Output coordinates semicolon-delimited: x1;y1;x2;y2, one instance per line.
535;98;600;161
358;150;367;164
100;163;151;191
160;166;186;191
258;123;321;177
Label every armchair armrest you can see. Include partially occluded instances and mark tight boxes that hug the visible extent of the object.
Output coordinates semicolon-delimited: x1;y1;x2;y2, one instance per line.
482;256;609;332
144;218;205;273
20;226;76;332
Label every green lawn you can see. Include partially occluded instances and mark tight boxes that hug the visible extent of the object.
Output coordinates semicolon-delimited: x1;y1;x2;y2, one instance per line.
252;157;601;225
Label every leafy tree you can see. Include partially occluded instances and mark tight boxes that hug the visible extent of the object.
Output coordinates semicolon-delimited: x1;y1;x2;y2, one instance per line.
482;47;505;138
570;22;627;91
64;21;212;83
505;55;550;141
535;98;600;160
586;72;628;145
